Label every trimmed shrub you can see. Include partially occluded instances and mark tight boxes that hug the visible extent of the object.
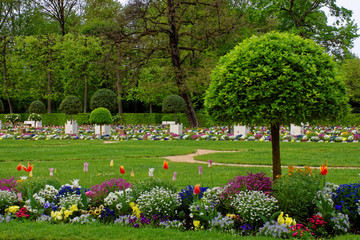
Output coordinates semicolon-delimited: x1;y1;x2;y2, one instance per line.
90;89;117;111
60;96;82;122
162;95;186;123
89;107;112;125
29;101;46;114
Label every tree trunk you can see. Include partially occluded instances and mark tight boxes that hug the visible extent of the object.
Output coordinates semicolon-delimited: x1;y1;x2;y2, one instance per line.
116;43;123;115
271;123;281;180
84;74;88;113
149;102;152;114
2;36;12;113
47;36;52;114
167;0;199;127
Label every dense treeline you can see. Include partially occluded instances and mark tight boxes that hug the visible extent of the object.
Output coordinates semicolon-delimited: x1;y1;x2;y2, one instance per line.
0;0;359;126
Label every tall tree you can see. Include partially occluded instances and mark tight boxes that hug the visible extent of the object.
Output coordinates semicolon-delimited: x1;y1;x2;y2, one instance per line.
40;0;79;35
125;0;242;127
340;58;360;112
249;0;358;59
205;32;349;179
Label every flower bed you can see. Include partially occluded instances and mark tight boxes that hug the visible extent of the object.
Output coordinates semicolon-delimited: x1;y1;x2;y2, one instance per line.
1;123;360;143
1;164;359;238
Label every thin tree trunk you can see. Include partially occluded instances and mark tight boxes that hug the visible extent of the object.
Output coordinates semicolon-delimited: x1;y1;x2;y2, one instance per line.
271;123;281;180
84;74;88;113
47;36;52;114
2;36;12;113
149;102;152;114
116;43;123;115
167;0;199;127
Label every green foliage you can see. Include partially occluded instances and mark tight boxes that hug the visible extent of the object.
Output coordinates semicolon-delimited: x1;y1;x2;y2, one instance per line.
5;113;21;124
162;95;186;114
0;100;4;113
90;89;117;111
341;58;360;104
89;107;112;125
131;178;177;201
273;167;322;222
205;31;350;126
28;113;42;122
60;95;82;116
120;113;162;125
29;100;46;114
161;114;180;122
17;177;61;201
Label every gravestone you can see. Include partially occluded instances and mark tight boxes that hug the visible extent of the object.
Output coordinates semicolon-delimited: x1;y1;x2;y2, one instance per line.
234;125;249;137
170;123;182;135
290;124;304;136
95;125;111;135
65;120;78;134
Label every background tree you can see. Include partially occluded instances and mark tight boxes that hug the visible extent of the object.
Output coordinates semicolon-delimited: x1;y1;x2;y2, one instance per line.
59;95;82;123
90;88;117;111
204;32;349;179
0;99;4;112
162;95;186;124
340;58;360;113
29;100;46;113
249;0;359;59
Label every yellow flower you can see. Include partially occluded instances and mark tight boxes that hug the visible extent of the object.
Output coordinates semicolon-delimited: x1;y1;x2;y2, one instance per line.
277;212;285;225
70;205;78;212
5;206;20;214
193;220;200;228
88;210;94;215
94;209;101;215
64;210;72;219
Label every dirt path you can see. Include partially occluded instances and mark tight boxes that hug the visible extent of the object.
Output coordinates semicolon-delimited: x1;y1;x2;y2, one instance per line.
163;149;360;169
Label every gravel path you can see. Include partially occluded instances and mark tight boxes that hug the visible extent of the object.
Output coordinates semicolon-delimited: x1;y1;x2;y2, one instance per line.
163;149;360;169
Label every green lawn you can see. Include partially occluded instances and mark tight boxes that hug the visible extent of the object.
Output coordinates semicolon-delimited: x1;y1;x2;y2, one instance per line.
0;140;359;239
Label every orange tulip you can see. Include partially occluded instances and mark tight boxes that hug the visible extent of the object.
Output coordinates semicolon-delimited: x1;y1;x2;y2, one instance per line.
163;161;168;170
320;164;328;176
193;184;200;195
23;163;33;173
17;163;22;171
120;166;125;174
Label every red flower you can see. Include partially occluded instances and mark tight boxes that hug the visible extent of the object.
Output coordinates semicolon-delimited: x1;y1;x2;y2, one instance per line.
193;184;200;195
23;163;33;173
17;163;22;171
163;161;168;170
320;164;328;176
120;166;125;174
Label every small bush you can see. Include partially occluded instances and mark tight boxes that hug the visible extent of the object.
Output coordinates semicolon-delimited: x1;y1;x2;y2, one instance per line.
60;96;82;122
162;95;186;123
89;108;112;125
90;89;117;111
273;166;322;222
29;101;46;114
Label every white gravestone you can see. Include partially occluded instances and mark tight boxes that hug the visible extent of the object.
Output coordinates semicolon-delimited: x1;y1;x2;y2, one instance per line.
95;125;111;135
234;125;249;136
24;120;35;127
170;123;182;135
290;124;304;136
65;120;78;134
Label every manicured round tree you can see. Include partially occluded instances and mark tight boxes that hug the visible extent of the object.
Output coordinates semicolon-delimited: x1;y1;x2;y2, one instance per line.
162;95;186;123
204;32;349;179
0;100;4;113
90;89;117;111
90;107;112;134
29;100;46;114
60;96;82;123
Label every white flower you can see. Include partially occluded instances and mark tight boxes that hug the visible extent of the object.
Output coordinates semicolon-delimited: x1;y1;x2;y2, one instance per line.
148;168;155;177
20;176;28;180
70;179;80;188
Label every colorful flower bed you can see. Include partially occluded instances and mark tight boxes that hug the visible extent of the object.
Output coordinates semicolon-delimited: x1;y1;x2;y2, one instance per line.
1;123;360;143
1;162;359;238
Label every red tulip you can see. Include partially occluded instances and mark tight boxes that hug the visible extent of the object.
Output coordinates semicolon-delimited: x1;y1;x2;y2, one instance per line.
23;163;33;173
120;166;125;174
163;161;168;170
17;163;22;171
320;164;328;176
193;184;200;195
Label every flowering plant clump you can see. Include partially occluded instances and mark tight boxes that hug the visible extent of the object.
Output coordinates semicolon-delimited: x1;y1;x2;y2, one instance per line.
51;204;79;223
230;190;278;227
314;182;339;206
330;213;350;235
136;186;180;218
308;214;328;238
332;182;360;228
289;224;314;239
0;177;18;192
70;213;96;224
37;185;58;201
178;185;209;213
28;113;42;122
209;212;234;232
221;172;272;207
0;190;17;214
104;188;133;215
189;198;217;226
257;220;291;238
5;113;20;124
88;178;132;206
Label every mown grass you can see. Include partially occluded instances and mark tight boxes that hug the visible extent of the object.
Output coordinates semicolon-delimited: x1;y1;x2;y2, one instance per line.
0;140;359;239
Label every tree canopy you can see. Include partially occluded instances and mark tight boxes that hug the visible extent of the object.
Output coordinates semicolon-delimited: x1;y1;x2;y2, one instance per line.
205;31;349;179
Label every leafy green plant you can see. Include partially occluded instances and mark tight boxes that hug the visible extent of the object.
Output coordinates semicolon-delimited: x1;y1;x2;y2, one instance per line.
28;113;42;122
29;101;46;114
89;108;112;125
90;89;117;111
17;177;61;201
60;96;82;123
273;167;322;222
162;95;186;123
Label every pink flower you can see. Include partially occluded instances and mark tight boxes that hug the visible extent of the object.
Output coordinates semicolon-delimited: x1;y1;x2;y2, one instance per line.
84;162;89;173
208;160;213;168
199;166;202;175
17;193;23;202
172;172;177;181
49;168;54;177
